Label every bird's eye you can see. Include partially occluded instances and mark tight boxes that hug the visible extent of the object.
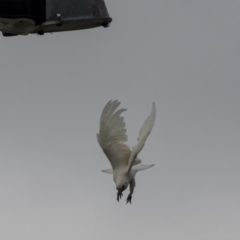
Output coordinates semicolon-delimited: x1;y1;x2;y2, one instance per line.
122;185;125;190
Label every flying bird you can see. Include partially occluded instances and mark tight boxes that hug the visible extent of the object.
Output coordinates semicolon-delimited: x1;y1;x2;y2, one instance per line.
97;100;156;204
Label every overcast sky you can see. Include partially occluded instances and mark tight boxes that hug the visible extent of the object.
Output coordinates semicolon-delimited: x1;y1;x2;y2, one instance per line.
0;1;240;240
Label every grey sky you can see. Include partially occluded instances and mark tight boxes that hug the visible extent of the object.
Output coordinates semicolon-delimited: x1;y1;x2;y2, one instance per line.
0;1;240;239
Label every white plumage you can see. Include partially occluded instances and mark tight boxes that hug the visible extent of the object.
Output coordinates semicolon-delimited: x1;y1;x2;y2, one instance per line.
97;100;156;203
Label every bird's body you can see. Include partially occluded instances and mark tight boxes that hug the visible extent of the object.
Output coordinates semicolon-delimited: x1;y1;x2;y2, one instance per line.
97;100;156;203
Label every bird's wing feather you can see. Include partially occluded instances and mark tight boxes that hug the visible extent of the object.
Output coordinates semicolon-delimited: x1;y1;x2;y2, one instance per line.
126;103;156;172
133;158;142;165
97;100;131;170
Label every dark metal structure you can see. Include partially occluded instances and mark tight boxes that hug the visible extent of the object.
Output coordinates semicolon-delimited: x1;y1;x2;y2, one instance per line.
0;0;112;36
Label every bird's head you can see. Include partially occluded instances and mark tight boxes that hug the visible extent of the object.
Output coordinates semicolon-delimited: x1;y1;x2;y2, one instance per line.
116;179;128;192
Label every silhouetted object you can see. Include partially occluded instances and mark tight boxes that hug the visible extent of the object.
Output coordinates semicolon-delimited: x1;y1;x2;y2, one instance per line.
0;0;112;36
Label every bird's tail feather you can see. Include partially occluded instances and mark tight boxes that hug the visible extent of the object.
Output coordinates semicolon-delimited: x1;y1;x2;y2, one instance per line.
132;164;155;172
101;169;113;174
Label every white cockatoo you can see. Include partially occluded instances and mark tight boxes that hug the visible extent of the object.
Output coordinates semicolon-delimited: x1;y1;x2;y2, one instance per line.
97;100;156;203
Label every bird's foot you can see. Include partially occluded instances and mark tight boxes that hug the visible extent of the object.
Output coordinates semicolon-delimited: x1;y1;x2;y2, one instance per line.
117;191;123;202
126;194;132;204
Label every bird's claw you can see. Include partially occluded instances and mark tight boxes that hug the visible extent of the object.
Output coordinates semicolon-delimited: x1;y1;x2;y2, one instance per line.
117;191;123;202
126;194;132;204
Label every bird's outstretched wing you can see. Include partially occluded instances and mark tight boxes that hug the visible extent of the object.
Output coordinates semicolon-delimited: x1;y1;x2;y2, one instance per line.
97;100;131;170
126;103;156;172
